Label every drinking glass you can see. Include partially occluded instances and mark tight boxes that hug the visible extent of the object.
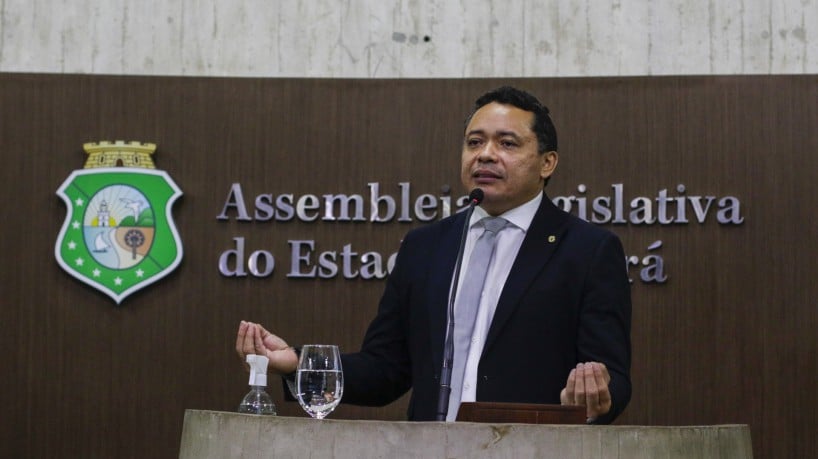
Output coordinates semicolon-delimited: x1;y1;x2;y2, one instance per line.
296;344;344;419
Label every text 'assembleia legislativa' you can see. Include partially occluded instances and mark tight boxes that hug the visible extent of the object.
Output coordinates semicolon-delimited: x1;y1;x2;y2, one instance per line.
215;182;744;283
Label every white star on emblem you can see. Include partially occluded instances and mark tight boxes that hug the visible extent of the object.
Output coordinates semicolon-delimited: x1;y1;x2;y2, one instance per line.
72;221;80;230
92;268;101;277
136;269;145;278
114;277;123;286
75;257;84;266
75;197;84;206
67;241;77;250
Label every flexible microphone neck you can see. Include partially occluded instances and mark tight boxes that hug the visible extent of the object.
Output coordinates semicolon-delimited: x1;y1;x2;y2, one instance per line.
435;188;484;421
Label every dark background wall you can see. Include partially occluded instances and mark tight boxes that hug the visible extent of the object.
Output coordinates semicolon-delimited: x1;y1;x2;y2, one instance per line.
1;74;815;458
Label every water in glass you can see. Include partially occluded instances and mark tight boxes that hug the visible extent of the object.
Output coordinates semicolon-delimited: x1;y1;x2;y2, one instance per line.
296;344;343;419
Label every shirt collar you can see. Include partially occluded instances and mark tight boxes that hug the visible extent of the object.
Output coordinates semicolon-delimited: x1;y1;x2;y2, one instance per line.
470;191;542;232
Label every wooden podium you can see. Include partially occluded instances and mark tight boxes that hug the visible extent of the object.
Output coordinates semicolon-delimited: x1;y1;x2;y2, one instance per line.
179;410;754;458
456;402;586;424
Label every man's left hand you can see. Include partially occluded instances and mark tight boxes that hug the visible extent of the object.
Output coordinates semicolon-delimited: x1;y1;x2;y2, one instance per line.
560;362;611;422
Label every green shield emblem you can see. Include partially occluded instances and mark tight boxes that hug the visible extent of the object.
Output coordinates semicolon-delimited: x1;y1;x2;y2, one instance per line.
55;165;183;304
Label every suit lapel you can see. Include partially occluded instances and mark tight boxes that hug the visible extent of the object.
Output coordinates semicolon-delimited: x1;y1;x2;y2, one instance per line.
483;196;571;353
426;211;468;370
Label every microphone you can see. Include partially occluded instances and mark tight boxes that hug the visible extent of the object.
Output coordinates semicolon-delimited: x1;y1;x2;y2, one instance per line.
467;188;484;207
436;188;484;421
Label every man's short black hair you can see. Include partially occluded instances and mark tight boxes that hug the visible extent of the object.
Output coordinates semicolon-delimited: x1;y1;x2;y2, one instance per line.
467;86;558;153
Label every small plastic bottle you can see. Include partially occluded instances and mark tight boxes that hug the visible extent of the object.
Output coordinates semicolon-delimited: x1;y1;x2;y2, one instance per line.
237;355;277;415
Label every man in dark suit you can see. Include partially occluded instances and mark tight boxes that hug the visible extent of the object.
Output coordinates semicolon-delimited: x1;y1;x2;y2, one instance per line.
236;86;631;424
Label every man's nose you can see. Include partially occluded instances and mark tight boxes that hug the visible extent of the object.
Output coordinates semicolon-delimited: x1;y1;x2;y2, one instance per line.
477;142;498;161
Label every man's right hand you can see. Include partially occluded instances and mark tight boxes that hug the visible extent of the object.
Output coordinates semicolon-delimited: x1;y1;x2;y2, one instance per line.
235;321;299;375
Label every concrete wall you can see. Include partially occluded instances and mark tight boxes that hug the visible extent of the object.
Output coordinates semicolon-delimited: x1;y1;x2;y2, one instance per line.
179;410;754;459
1;0;816;77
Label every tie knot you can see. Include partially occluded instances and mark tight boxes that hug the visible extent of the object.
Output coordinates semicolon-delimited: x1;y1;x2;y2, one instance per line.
481;217;508;235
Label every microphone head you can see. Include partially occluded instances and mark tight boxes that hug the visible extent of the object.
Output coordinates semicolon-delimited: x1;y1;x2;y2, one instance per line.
468;188;484;205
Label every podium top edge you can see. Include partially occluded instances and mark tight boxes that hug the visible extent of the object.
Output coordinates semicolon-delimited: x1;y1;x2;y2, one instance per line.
182;410;750;429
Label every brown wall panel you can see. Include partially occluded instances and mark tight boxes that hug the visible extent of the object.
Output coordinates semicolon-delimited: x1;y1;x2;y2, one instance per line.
1;74;816;458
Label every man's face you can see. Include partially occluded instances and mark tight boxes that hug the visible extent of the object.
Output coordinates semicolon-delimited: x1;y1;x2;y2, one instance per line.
461;102;558;216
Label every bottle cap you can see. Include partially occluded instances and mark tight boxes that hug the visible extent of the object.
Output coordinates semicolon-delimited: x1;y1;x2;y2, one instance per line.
246;354;269;387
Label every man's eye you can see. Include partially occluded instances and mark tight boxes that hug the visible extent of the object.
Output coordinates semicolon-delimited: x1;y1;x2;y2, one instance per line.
501;140;518;148
467;138;483;147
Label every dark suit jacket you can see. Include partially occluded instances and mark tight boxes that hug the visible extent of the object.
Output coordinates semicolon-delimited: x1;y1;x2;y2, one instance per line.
340;194;632;423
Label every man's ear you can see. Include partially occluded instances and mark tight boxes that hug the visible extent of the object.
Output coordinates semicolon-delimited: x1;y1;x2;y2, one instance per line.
541;151;558;180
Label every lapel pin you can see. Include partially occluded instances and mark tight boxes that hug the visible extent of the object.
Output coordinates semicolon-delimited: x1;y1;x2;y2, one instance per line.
548;235;556;243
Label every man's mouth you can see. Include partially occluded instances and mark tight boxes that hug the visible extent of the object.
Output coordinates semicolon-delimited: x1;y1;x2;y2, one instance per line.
472;169;502;182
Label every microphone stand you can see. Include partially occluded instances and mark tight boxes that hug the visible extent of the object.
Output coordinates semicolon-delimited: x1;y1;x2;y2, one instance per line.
435;189;483;421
